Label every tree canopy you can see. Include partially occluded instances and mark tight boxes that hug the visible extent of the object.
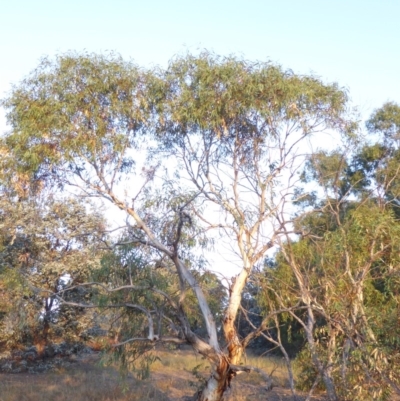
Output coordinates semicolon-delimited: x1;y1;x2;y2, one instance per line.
1;52;399;401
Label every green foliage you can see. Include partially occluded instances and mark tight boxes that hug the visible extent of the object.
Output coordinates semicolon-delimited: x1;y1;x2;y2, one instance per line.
263;113;400;399
1;52;153;186
366;101;400;142
163;52;348;131
272;204;400;398
0;189;105;349
0;52;351;191
188;363;208;390
89;237;226;376
158;52;352;179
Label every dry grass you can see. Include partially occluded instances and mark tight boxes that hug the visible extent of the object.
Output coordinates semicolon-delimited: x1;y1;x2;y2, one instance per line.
0;349;321;401
0;356;170;401
152;348;289;386
243;352;291;387
3;349;398;401
138;348;312;400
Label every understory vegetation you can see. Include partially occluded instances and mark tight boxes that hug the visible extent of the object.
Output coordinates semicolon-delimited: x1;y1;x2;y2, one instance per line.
1;52;400;400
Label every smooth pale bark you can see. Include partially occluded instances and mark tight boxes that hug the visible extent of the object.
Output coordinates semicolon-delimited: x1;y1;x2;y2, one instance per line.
196;269;250;401
223;264;250;364
196;357;230;401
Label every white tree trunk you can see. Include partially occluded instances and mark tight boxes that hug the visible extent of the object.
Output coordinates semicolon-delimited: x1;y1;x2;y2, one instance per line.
196;357;230;401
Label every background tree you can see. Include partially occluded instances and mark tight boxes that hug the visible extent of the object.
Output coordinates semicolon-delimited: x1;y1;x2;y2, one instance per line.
257;103;400;401
0;180;105;352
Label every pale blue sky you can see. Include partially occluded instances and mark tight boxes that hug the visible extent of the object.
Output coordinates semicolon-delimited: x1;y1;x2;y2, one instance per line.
1;0;399;128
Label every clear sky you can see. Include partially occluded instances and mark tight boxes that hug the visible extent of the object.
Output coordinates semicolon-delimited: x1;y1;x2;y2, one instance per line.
1;0;399;130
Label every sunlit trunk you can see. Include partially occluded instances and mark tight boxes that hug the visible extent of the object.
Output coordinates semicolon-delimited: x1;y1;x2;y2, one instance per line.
223;318;244;364
196;356;231;401
195;260;250;400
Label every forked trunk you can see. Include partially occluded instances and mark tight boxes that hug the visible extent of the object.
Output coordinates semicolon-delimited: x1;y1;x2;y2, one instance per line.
196;356;232;401
195;338;246;401
195;263;249;400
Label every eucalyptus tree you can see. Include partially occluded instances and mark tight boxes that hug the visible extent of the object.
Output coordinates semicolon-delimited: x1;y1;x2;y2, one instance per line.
0;52;350;401
262;198;400;400
154;53;350;400
256;103;400;401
